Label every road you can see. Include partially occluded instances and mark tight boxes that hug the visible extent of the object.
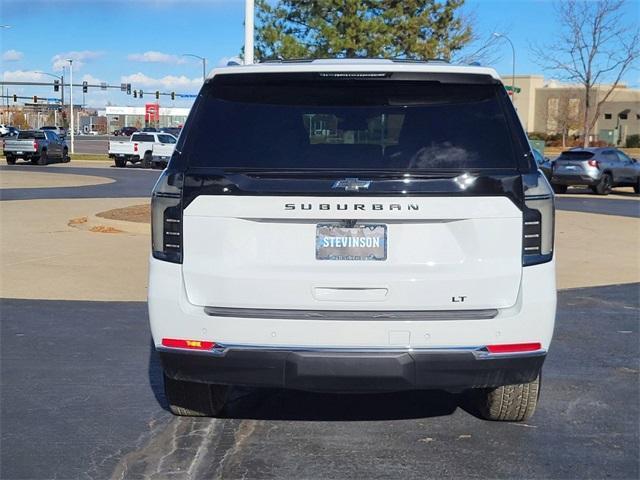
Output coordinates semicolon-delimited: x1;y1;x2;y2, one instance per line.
71;135;111;155
1;284;638;479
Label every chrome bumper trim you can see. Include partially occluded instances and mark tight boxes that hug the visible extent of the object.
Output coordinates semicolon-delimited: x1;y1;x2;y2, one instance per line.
203;306;499;321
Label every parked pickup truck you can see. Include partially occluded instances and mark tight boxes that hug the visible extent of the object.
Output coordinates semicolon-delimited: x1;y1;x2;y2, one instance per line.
108;132;177;168
3;130;69;165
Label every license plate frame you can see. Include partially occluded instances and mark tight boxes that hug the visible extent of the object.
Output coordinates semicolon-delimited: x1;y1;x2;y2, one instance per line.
316;223;387;261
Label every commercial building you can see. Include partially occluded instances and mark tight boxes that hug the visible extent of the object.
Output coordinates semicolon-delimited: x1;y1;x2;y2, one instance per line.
102;105;191;132
504;74;640;145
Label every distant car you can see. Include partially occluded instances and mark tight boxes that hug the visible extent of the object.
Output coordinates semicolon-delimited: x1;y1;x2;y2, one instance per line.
40;125;67;137
531;148;553;181
3;130;69;165
160;127;181;137
108;131;177;168
1;126;19;138
142;127;158;132
115;126;138;137
551;147;640;195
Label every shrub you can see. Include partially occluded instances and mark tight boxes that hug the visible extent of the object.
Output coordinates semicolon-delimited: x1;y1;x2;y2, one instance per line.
626;134;640;148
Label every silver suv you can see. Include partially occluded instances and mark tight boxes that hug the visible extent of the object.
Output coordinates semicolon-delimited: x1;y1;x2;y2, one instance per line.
551;147;640;195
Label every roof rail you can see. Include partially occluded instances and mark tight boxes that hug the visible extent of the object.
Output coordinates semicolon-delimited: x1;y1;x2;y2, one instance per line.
259;57;450;64
391;58;449;64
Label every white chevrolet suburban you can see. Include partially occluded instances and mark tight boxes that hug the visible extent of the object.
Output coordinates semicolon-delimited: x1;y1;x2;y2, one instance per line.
149;59;556;421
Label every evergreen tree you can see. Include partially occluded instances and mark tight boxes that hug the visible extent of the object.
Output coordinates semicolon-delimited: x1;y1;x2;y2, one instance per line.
254;0;472;61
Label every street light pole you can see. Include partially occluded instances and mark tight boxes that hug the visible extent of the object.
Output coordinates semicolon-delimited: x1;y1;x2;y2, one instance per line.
67;59;74;154
245;0;254;64
182;53;207;83
493;33;516;103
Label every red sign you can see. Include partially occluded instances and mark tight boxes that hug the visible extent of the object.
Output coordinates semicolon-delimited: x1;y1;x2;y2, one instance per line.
145;103;160;123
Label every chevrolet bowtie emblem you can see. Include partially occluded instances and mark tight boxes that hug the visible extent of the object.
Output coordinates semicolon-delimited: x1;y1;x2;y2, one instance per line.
331;178;371;191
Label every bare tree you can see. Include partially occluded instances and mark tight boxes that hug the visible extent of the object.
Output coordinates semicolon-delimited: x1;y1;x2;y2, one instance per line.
545;89;584;147
533;0;639;147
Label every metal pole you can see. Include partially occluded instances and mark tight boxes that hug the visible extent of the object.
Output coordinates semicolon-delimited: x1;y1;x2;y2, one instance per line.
493;33;516;103
202;58;206;83
68;59;74;154
245;0;254;64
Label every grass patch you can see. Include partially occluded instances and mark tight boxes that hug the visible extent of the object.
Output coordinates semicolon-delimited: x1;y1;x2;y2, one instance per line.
70;154;111;162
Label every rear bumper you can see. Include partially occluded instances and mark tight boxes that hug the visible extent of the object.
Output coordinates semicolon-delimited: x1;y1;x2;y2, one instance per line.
552;174;599;186
159;346;546;392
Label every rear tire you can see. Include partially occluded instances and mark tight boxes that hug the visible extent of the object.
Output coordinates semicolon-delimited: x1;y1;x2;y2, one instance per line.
552;184;567;194
142;152;152;169
114;157;127;168
634;178;639;194
37;150;48;165
593;173;612;195
62;148;70;163
473;374;540;422
5;155;15;165
164;374;229;417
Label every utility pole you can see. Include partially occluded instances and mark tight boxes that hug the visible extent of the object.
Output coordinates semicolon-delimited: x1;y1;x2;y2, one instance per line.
244;0;254;64
68;59;74;154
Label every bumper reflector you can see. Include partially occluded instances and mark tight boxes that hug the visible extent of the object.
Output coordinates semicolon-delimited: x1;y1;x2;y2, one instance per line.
161;338;215;350
486;342;542;354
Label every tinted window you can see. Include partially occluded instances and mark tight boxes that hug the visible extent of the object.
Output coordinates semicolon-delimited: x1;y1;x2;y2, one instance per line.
615;151;631;162
132;134;155;142
182;75;523;170
557;151;594;161
17;131;46;140
157;134;176;144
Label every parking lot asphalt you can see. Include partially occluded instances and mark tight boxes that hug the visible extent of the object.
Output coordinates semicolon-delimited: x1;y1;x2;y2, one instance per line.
1;283;638;479
1;164;639;218
0;165;161;201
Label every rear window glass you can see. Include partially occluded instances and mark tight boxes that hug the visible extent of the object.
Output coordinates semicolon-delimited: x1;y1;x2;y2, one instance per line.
18;131;45;140
557;151;594;160
132;134;155;142
182;76;522;170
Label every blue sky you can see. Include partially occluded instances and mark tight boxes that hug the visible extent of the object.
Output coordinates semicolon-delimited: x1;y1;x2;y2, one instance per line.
1;0;638;108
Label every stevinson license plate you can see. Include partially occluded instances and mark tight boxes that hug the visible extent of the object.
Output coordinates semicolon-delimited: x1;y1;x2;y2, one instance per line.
316;224;387;261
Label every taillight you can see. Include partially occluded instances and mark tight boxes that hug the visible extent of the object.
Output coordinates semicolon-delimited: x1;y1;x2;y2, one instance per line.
133;143;138;153
522;171;555;266
151;170;183;263
486;342;542;354
587;159;599;168
33;141;39;150
162;338;215;350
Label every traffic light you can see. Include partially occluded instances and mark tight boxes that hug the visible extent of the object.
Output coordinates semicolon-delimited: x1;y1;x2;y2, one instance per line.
33;95;38;103
54;80;60;92
82;81;88;93
171;92;175;100
13;94;17;102
139;90;143;98
133;90;137;98
155;91;160;100
126;83;131;95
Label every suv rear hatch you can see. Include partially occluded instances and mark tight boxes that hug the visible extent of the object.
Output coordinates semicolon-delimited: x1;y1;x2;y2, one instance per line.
156;71;542;313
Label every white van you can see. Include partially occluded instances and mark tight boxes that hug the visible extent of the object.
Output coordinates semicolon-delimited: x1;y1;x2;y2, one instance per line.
148;59;556;421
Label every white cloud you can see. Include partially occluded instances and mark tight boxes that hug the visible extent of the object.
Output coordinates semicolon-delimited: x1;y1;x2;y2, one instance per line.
2;70;46;82
127;51;187;64
51;50;103;70
2;49;23;62
120;72;202;91
81;73;104;84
